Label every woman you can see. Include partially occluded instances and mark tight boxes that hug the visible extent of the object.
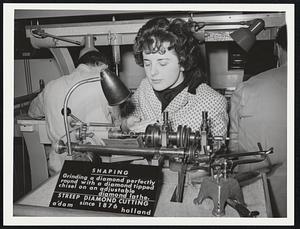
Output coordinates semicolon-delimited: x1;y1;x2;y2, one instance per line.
122;17;228;137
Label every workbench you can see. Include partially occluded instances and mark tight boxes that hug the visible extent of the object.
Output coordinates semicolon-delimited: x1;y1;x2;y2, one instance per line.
15;116;272;218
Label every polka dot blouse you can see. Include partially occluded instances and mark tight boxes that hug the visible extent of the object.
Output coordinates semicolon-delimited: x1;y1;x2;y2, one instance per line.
130;78;228;137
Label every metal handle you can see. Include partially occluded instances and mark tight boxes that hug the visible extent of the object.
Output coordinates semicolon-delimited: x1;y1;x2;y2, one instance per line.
227;199;259;217
32;29;81;45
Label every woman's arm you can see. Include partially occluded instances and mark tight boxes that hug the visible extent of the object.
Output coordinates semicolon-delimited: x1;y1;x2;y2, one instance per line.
210;95;229;137
28;90;45;119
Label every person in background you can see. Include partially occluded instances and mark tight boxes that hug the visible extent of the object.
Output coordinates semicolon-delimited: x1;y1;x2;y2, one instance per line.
28;48;119;176
229;25;287;217
121;17;228;136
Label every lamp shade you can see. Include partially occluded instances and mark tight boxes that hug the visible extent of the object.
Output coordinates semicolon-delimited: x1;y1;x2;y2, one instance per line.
230;28;256;52
100;69;131;106
230;19;265;52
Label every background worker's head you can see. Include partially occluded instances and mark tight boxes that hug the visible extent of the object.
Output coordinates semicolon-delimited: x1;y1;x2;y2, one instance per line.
77;34;109;67
275;25;287;66
133;17;206;91
77;50;109;67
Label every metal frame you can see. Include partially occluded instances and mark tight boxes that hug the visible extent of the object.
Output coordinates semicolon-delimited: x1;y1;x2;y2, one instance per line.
25;12;286;47
24;12;286;78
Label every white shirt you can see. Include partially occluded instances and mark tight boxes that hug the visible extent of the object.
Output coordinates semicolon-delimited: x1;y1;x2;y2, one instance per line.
28;64;113;175
229;65;287;216
29;64;112;143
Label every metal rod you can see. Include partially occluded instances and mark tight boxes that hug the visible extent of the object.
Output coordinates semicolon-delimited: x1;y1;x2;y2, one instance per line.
32;30;81;45
214;148;273;159
204;21;250;26
70;144;186;158
63;77;101;156
89;122;115;127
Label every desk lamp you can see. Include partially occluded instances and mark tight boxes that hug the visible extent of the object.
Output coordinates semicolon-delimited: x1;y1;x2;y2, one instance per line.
230;19;265;52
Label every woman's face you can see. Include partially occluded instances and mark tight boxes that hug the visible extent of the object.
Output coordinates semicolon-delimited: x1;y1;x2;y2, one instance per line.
142;42;184;91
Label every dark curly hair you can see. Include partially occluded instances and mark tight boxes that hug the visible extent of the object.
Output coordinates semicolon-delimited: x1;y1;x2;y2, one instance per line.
133;17;207;86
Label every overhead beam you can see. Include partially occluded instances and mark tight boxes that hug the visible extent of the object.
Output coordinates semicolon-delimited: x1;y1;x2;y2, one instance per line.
15;10;146;19
25;12;286;48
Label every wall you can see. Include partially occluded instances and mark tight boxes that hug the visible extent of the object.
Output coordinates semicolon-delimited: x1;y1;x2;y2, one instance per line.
14;47;245;98
119;51;146;90
207;42;244;90
14;58;61;137
14;59;61;98
13;52;146;97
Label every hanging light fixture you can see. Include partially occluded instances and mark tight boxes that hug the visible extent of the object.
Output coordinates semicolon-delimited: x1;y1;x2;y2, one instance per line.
79;34;100;59
190;18;265;52
230;19;265;52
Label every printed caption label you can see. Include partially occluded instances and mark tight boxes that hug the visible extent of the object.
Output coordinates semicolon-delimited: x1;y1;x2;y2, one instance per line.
49;160;162;216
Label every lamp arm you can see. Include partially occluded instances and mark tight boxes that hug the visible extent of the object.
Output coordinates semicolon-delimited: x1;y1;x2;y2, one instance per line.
191;20;252;32
203;21;250;26
32;29;81;45
63;76;101;156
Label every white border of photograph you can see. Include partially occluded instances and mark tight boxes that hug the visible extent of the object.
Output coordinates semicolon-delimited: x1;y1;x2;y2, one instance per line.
3;3;295;226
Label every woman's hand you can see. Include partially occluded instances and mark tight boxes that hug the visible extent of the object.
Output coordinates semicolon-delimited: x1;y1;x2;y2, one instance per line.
123;116;157;132
90;63;109;75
